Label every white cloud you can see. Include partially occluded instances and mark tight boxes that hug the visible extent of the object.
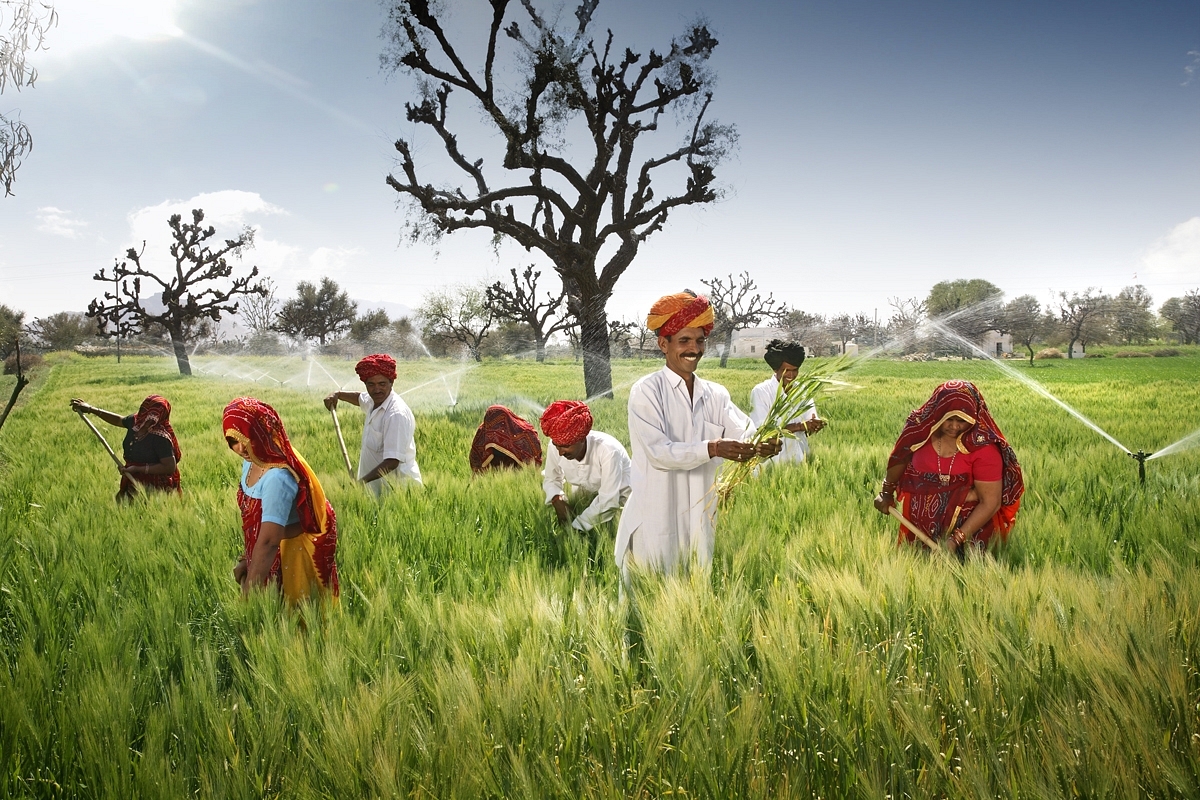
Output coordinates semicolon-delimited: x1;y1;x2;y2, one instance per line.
308;246;366;277
126;190;290;274
41;0;184;62
1140;217;1200;290
35;207;88;238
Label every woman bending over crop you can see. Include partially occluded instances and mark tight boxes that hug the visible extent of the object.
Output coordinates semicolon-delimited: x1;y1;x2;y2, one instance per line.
70;394;181;501
874;381;1024;555
223;397;339;602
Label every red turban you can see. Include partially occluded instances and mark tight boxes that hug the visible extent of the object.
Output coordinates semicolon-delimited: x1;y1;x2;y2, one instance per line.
646;292;715;337
355;353;397;382
540;400;593;446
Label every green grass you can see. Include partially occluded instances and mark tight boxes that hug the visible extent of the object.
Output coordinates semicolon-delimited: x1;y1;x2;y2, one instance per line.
1;352;1198;798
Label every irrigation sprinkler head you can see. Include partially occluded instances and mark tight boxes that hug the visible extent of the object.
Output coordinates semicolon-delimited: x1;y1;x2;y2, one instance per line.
1128;449;1151;485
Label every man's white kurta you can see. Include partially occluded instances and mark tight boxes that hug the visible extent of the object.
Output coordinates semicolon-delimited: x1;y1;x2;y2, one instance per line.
614;367;754;573
357;390;422;496
542;430;632;531
749;374;819;464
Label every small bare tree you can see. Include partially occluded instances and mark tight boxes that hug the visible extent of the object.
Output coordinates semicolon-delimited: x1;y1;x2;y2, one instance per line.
88;209;266;375
484;265;573;363
418;284;497;362
701;272;784;367
239;276;279;333
1000;295;1050;365
887;296;927;352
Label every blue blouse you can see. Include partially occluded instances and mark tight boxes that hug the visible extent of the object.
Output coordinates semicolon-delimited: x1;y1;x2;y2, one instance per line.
240;462;301;527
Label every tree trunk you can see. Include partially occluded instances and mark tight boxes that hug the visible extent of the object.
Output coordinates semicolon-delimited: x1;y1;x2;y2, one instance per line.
719;326;734;368
535;336;546;363
578;294;612;399
0;372;30;433
169;325;192;375
1026;344;1034;366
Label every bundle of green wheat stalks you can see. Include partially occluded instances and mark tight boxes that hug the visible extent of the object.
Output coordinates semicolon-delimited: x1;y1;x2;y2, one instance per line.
715;353;859;509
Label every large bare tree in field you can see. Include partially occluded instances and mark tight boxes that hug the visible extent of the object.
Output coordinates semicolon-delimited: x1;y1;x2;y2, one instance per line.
88;209;266;375
381;0;737;397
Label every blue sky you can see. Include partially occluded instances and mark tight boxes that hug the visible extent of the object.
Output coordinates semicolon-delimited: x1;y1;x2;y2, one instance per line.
1;0;1196;324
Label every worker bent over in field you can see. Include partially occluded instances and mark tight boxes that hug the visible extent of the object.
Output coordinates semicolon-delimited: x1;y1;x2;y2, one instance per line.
749;339;826;465
614;291;781;580
469;405;543;473
324;354;422;497
540;399;632;532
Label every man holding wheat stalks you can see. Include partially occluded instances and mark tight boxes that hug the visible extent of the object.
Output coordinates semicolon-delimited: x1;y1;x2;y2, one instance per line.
614;291;781;580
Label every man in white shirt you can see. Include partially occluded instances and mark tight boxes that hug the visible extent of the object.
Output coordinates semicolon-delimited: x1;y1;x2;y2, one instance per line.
539;400;632;532
614;291;780;577
324;353;422;497
749;339;827;465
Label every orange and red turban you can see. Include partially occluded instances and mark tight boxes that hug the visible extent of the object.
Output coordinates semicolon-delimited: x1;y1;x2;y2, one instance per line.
646;291;715;337
540;400;593;447
355;353;397;382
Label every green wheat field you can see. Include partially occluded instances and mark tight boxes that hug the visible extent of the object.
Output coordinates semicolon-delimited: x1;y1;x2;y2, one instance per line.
1;351;1198;799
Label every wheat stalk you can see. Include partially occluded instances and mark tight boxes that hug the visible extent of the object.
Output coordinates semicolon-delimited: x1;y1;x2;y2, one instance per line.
714;354;859;509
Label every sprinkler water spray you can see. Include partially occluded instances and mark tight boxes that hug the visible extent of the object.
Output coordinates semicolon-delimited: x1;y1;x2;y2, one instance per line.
1128;450;1152;485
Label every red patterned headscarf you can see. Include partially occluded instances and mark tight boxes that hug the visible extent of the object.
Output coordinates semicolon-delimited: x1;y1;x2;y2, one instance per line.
470;405;543;472
355;353;397;382
646;291;715;337
540;400;593;447
889;380;1024;529
133;394;181;462
222;397;330;535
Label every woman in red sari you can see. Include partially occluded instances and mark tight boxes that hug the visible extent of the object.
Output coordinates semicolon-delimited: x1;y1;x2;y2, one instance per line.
469;405;543;473
70;394;182;501
874;381;1023;556
223;397;339;603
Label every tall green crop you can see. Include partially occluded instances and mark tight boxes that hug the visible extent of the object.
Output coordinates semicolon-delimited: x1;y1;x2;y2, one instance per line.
0;351;1198;798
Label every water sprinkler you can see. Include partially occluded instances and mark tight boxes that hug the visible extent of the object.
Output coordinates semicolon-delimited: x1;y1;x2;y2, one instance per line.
1128;449;1152;485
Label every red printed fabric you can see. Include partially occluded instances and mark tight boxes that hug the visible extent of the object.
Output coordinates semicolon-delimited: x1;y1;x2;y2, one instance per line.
540;400;593;446
237;487;340;597
889;380;1023;546
118;463;181;498
470;405;543;472
355;353;397;382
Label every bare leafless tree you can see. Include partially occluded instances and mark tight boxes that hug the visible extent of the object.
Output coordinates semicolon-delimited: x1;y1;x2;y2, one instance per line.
484;265;573;363
239;276;279;333
701;272;784;367
1;1;57;195
88;209;266;375
382;0;737;397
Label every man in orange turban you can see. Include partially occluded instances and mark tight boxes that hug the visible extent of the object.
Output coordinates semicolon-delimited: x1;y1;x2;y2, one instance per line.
324;353;422;496
540;400;631;532
614;290;780;579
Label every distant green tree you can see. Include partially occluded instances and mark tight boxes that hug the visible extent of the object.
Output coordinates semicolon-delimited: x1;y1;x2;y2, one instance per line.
274;277;357;346
418;284;496;363
0;304;23;359
1056;289;1111;358
1159;290;1200;345
925;279;1003;342
27;311;96;351
1111;285;1157;344
1000;295;1051;365
350;308;391;344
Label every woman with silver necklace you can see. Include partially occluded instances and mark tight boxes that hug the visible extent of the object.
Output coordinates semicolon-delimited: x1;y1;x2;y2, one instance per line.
874;381;1025;557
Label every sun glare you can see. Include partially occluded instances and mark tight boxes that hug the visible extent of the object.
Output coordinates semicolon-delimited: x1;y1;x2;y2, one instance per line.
47;0;184;57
